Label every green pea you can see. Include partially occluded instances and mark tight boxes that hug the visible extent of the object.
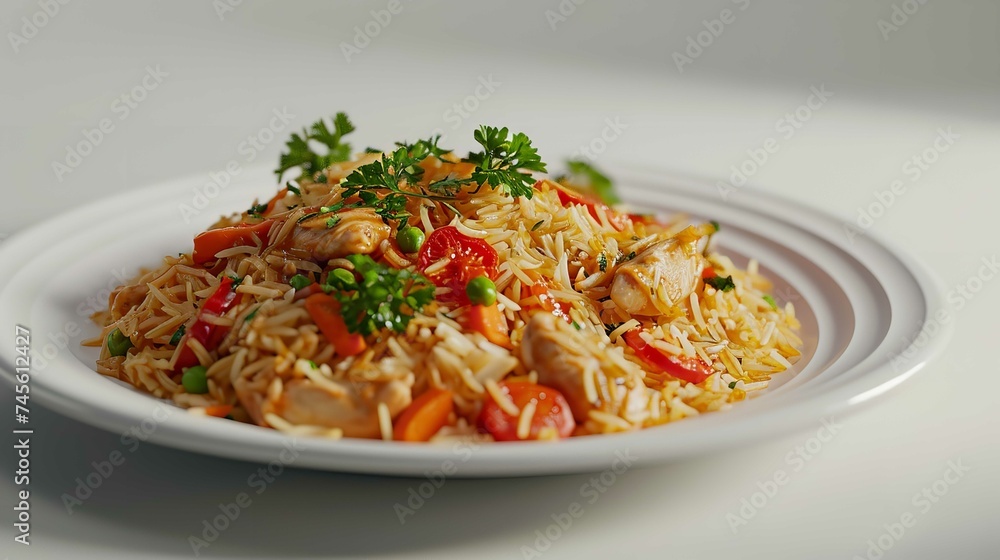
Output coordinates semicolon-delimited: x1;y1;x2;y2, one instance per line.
289;274;312;290
106;328;133;357
466;276;497;306
182;365;209;394
396;226;425;253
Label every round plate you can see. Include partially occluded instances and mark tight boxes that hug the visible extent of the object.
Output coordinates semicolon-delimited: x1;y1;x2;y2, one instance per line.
0;164;950;476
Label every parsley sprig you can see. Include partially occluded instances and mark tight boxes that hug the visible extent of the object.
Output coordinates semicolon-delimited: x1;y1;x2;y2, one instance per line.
340;140;460;228
466;125;547;199
276;115;549;225
276;113;356;181
325;254;435;335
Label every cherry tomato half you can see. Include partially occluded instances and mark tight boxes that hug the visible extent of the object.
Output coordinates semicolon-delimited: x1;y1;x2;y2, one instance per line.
479;381;576;441
418;226;498;304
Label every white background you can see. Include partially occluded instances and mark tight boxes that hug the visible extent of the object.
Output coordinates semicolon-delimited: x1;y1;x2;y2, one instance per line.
2;1;998;559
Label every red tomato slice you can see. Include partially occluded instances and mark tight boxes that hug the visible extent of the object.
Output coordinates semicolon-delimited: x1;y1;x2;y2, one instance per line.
418;226;498;304
622;329;714;384
479;381;576;441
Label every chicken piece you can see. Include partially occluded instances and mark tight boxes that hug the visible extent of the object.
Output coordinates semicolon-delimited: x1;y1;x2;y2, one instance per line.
610;225;710;316
292;208;391;261
521;313;648;422
521;313;593;421
271;378;412;438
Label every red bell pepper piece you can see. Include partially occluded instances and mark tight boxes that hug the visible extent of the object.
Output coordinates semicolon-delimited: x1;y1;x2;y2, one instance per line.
622;329;714;384
192;220;275;265
173;276;241;372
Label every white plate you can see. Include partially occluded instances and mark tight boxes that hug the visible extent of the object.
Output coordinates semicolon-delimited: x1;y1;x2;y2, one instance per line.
0;164;950;477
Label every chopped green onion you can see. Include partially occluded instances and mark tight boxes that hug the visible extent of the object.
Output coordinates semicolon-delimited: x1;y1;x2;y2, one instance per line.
328;268;356;288
168;325;186;346
248;203;268;217
289;274;313;290
762;295;778;310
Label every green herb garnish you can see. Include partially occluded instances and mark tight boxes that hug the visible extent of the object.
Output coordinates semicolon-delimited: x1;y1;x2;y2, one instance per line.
705;275;735;292
341;142;459;228
247;203;268;218
466;125;546;199
325;254;435;335
762;295;777;310
169;324;186;346
598;253;608;272
563;160;619;205
275;112;355;181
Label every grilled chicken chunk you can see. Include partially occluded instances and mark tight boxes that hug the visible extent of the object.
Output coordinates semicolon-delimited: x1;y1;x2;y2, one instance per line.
272;378;411;439
610;225;710;316
292;208;391;261
521;313;648;423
